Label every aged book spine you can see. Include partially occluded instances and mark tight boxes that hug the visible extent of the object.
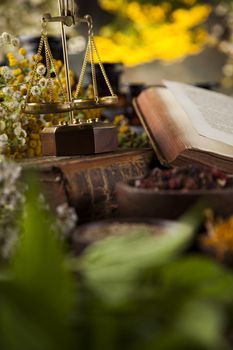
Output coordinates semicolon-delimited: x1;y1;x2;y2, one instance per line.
22;149;156;222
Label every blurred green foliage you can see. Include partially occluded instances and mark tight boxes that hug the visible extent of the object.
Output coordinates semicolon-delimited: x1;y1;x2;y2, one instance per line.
0;175;233;350
0;174;75;350
74;213;233;350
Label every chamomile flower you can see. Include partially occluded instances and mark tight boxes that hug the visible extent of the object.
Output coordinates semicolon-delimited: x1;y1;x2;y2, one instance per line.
11;37;20;48
0;107;6;118
0;121;6;132
13;91;21;100
39;77;48;88
9;113;18;121
1;32;12;45
0;134;8;148
2;86;13;96
36;64;46;76
4;71;13;81
31;85;41;96
13;123;23;137
1;66;13;80
8;100;20;110
18;136;26;146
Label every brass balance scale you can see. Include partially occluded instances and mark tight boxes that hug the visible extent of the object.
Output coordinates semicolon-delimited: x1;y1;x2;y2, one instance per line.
21;0;118;156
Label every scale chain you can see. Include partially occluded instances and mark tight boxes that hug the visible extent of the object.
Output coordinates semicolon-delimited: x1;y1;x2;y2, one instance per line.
89;37;99;103
74;34;116;100
44;35;67;101
91;37;115;97
44;37;53;102
74;36;90;98
24;34;44;105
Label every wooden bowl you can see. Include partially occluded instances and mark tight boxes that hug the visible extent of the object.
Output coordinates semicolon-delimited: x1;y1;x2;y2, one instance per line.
116;180;233;220
71;218;186;255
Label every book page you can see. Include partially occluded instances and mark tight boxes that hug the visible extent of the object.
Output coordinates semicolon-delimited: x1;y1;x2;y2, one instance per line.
164;80;233;147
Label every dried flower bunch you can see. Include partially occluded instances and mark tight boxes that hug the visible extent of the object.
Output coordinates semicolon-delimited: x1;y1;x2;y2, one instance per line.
0;34;76;158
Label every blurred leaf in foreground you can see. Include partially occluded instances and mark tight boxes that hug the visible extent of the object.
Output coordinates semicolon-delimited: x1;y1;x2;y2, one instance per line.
72;202;233;350
0;173;75;350
76;202;205;305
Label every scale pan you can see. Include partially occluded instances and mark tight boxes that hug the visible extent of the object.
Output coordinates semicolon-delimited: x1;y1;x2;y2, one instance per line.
73;95;118;110
22;102;73;115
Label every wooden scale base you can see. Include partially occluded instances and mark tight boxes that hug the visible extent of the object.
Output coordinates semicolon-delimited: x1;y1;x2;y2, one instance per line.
41;122;118;156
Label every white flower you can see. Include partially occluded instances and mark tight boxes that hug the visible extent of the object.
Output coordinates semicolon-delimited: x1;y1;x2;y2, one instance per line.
0;159;26;259
13;123;26;139
4;71;13;81
0;107;6;118
0;134;8;149
2;86;13;96
14;125;23;137
36;64;46;76
0;121;6;132
20;84;27;91
31;85;41;96
18;136;26;146
8;100;20;110
56;203;78;236
1;66;13;81
9;113;19;121
215;4;228;16
39;77;48;88
13;91;22;102
1;66;11;74
0;134;8;142
21;128;27;138
1;32;12;45
11;37;20;47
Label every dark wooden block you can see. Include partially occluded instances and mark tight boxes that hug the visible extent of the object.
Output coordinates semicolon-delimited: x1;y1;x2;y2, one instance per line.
41;123;118;156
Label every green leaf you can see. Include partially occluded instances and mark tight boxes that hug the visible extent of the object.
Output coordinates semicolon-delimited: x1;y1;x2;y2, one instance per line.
75;218;195;305
0;173;75;350
174;301;230;350
161;255;233;303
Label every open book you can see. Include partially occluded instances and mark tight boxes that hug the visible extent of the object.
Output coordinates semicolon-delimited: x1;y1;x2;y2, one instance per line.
134;80;233;173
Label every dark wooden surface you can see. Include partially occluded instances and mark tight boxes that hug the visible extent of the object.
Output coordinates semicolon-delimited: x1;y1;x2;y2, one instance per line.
21;148;155;222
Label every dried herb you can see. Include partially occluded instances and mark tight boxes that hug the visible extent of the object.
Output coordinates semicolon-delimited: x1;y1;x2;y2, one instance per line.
135;165;232;191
